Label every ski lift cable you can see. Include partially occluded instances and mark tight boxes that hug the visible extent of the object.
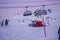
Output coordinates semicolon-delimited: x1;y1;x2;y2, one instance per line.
0;0;58;4
28;3;60;7
0;2;60;9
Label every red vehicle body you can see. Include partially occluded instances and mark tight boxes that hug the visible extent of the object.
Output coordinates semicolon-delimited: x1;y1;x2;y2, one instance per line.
32;20;42;26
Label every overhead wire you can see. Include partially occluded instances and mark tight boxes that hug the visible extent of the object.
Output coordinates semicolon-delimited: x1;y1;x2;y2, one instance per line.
0;0;59;4
0;2;60;9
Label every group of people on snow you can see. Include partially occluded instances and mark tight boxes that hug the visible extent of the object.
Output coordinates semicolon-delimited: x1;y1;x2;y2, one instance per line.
0;19;9;26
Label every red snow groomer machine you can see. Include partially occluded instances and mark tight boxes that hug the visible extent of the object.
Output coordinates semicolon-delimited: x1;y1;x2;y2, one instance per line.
29;20;46;27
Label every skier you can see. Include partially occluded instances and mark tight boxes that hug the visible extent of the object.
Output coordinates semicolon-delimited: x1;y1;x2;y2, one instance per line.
1;20;4;26
23;20;24;22
5;19;8;26
58;27;60;40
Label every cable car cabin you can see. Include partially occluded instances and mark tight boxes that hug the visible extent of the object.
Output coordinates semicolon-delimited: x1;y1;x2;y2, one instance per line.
32;20;43;27
23;10;32;16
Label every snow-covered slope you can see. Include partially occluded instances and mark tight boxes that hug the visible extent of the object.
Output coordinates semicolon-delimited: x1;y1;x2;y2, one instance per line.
0;14;60;40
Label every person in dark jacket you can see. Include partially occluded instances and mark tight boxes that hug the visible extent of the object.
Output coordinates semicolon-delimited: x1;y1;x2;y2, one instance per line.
58;27;60;40
5;19;8;25
1;20;4;26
